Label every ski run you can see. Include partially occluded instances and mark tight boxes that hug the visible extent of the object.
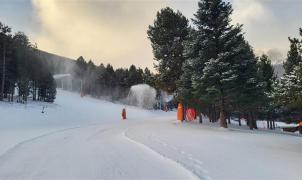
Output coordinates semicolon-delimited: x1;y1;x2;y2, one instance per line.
0;89;301;180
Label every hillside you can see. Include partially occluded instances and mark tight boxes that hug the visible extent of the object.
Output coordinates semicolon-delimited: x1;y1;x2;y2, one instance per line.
38;50;76;74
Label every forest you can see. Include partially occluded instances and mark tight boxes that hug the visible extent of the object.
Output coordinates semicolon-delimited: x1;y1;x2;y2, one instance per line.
0;21;157;104
0;22;56;103
1;0;302;129
147;0;302;128
71;56;156;101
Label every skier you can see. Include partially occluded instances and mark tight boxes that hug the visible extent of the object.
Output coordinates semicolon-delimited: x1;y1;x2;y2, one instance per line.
122;108;126;120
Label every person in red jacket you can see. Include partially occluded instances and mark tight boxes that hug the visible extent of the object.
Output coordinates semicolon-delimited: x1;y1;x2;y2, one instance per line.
122;108;126;120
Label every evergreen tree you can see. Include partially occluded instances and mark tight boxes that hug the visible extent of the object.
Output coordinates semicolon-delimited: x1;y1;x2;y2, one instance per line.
232;43;265;129
147;7;189;93
115;68;129;89
257;54;277;128
188;0;263;128
0;21;57;103
273;28;302;123
75;56;87;79
143;67;155;87
284;28;302;75
38;72;56;102
176;60;194;106
0;22;12;101
258;54;276;93
274;63;302;111
105;64;116;89
13;32;31;102
189;0;239;127
127;65;143;86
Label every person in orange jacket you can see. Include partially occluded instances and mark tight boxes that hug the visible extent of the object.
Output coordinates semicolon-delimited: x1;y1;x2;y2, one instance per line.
122;108;126;120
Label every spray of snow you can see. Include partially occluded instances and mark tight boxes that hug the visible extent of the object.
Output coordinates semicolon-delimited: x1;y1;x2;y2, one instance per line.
127;84;156;109
53;74;71;80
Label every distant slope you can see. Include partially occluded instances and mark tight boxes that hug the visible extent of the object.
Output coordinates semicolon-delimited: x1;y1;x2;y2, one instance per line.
37;50;286;80
38;50;76;74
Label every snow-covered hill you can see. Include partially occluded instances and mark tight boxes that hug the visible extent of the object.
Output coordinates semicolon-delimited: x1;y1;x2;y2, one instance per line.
0;89;167;156
0;89;301;180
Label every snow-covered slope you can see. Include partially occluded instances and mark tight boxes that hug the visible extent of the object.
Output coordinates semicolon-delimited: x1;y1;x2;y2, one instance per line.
0;89;301;180
0;89;167;157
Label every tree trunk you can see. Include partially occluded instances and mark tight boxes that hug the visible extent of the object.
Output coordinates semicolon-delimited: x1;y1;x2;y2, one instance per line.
209;106;213;122
219;97;227;128
0;45;6;101
227;113;231;124
219;110;227;128
11;87;13;102
199;114;202;124
248;113;253;130
213;105;217;123
272;120;276;129
251;112;258;129
33;82;36;101
267;120;270;129
269;120;273;130
238;113;241;126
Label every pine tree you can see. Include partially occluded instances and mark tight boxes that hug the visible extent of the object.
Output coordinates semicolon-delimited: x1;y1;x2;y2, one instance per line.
272;28;302;123
147;7;189;93
176;59;194;106
258;54;276;93
275;63;302;110
232;43;265;129
0;21;56;103
284;28;302;75
13;32;32;102
186;0;265;128
127;65;143;86
0;22;12;101
257;54;277;128
143;67;155;87
189;0;243;127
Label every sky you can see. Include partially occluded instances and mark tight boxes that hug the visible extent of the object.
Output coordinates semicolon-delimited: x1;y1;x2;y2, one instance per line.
0;0;301;70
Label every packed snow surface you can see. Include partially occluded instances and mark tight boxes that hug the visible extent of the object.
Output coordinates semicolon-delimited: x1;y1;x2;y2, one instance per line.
0;89;301;180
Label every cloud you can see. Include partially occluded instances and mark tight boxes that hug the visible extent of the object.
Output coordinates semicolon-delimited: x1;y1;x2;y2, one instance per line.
230;0;291;61
231;0;274;25
30;0;296;69
31;0;168;69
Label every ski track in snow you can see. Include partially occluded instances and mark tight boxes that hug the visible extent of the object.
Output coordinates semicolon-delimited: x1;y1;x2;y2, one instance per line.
123;129;200;180
0;125;88;162
1;89;302;180
125;124;212;180
0;122;197;180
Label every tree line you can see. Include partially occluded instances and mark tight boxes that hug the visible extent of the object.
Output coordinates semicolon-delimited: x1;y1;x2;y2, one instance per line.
72;56;156;100
147;0;301;128
0;22;56;103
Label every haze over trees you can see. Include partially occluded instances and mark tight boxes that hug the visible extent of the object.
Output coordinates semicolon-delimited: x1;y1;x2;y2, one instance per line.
0;22;56;103
72;56;156;100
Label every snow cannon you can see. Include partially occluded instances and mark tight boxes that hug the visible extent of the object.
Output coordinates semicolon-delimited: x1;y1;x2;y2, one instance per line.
122;108;127;120
177;103;184;122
